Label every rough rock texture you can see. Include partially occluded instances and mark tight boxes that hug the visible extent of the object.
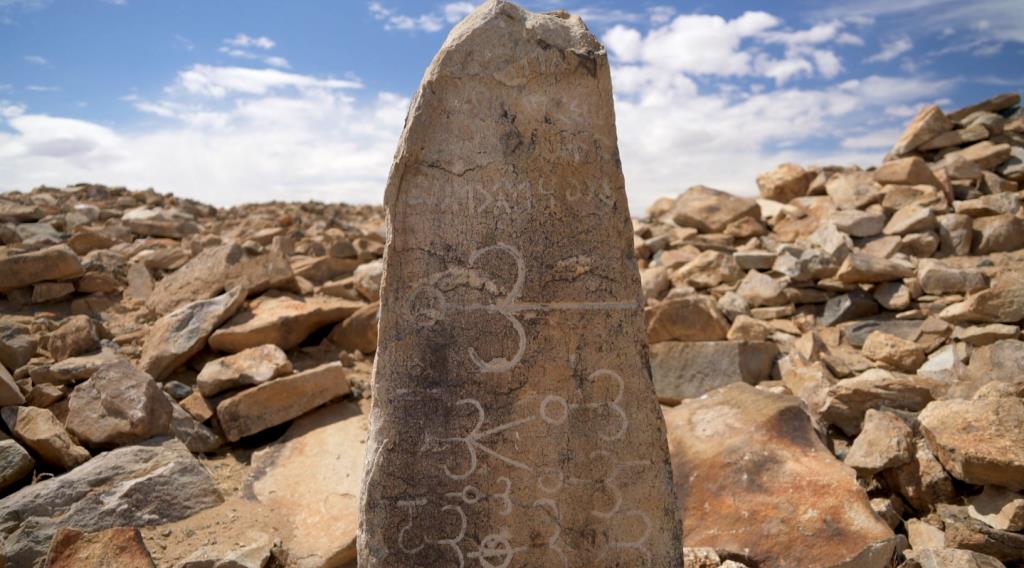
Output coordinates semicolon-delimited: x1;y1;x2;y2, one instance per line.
1;406;90;470
665;383;895;568
0;244;84;292
918;398;1024;490
65;360;173;449
208;292;361;353
358;3;683;565
196;344;292;397
217;362;349;442
248;402;366;567
44;527;155;568
138;286;245;380
649;340;777;402
844;408;914;474
0;436;34;491
0;438;223;567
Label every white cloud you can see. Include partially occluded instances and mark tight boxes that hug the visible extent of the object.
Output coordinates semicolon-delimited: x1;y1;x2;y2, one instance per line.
23;55;47;65
369;1;443;32
815;0;1024;44
26;85;59;92
443;2;474;23
865;36;913;63
0;66;407;206
224;33;275;50
840;128;903;149
647;6;676;25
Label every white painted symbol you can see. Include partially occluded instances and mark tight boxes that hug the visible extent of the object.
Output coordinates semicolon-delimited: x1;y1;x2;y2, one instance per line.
437;505;468;568
397;499;427;554
468;532;515;568
440;399;536;479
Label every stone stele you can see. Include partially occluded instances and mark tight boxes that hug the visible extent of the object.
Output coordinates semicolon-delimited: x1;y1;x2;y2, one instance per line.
357;2;683;567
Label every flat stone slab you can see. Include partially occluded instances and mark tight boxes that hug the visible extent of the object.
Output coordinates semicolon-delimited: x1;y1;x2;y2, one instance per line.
358;3;683;566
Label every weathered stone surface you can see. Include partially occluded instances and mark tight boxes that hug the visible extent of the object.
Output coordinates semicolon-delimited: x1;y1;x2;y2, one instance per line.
919;397;1024;490
672;185;759;233
919;262;987;295
0;361;25;406
122;206;199;239
44;527;155;568
248;402;365;567
649;341;778;403
890;104;953;157
835;252;914;284
971;214;1024;254
903;548;1006;568
0;244;83;292
941;286;1024;324
832;209;886;237
352;259;383;302
217;362;349;442
672;249;743;289
919;122;990;151
883;205;936;235
826;170;881;210
862;331;926;372
844;409;913;475
821;290;879;326
47;315;101;361
875;157;940;187
756;163;814;203
964;339;1024;392
645;296;729;343
954;141;1013;171
940;505;1024;564
29;348;124;386
146;243;295;315
65;360;173;449
167;396;224;453
208;292;361;353
884;441;956;513
196;344;292;397
0;438;223;568
328;302;380;354
821;369;938;435
948;92;1021;121
139;287;245;380
359;4;683;565
0;319;37;372
969;486;1024;532
666;383;895;568
0;436;34;491
735;269;788;307
955;193;1022;218
1;406;89;470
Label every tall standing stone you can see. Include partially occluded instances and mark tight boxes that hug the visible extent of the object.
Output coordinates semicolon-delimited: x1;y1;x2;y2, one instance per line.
358;2;683;566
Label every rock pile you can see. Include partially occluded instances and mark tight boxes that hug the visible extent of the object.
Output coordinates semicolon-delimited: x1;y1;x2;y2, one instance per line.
641;91;1024;567
0;186;382;566
0;62;1020;568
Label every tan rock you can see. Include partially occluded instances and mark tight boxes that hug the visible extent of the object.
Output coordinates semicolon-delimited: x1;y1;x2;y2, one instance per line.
327;302;379;354
919;122;990;151
0;244;84;292
47;315;101;362
937;213;974;256
835;252;914;284
209;292;362;353
906;518;946;550
0;435;34;491
672;185;760;233
954;141;1013;171
948;92;1021;121
919;397;1024;490
735;269;788;307
862;331;926;372
844;409;913;474
1;406;90;470
756;162;814;203
890;104;953;157
139;287;245;380
884;439;956;512
831;209;886;237
821;369;938;435
196;344;292;397
352;259;383;301
969;486;1024;532
645;296;729;343
875;156;940;187
972;214;1024;254
358;4;683;564
919;262;987;295
726;314;773;342
826;170;881;210
649;340;778;403
45;527;155;568
31;281;75;303
0;319;37;372
955;193;1022;218
0;361;25;406
65;360;173;449
180;391;216;423
122;206;199;239
249;402;365;567
672;249;743;289
217;362;349;442
666;383;895;568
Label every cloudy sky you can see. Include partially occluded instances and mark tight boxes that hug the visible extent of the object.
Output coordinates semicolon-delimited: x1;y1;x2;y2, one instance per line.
1;0;1022;213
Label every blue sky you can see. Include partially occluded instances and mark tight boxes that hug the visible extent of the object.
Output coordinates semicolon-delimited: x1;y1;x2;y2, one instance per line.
1;0;1022;212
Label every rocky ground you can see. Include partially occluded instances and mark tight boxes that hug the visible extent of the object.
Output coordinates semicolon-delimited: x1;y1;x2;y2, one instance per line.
0;91;1021;567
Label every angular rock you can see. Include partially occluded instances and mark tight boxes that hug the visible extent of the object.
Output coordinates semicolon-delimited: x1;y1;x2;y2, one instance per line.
875;156;940;187
903;548;1006;568
47;315;101;361
138;287;245;380
941;287;1024;324
948;92;1021;121
248;402;365;567
122;206;199;239
0;361;25;406
919;397;1024;490
890;104;953;157
328;302;380;354
29;349;124;386
954;141;1013;171
649;341;778;403
954;324;1019;346
645;296;729;343
209;292;360;353
884;441;957;513
940;506;1024;564
673;249;743;289
167;397;224;454
672;185;759;233
44;527;155;568
844;409;913;474
919;262;987;295
821;369;938;436
665;383;895;568
862;331;926;372
955;193;1022;218
756;163;814;203
1;406;89;470
735;270;788;307
217;362;349;442
0;319;37;372
821;290;880;326
972;214;1024;254
146;243;295;315
359;4;683;564
826;170;881;210
65;360;173;449
352;259;383;302
0;436;34;491
0;438;223;568
835;252;914;284
969;486;1024;532
831;209;885;237
883;205;936;235
919;122;990;151
196;344;292;397
0;244;83;292
31;281;74;304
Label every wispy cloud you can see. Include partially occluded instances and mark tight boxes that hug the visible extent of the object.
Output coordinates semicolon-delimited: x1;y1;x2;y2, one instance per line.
172;34;194;51
26;85;59;92
224;33;275;50
23;54;47;65
219;34;288;68
368;1;474;33
865;36;913;63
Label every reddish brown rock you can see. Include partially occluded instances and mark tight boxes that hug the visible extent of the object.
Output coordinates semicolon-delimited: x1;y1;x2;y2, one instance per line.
47;315;101;362
1;406;90;470
328;302;379;354
0;244;84;292
209;292;362;353
645;296;729;343
45;527;155;568
65;360;173;449
196;344;293;397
